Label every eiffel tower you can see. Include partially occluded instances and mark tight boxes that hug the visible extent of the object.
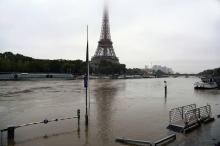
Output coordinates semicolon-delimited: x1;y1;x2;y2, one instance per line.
91;7;119;64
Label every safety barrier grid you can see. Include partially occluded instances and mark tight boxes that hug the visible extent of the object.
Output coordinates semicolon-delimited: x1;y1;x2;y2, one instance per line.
169;104;196;124
168;104;214;133
199;105;212;121
184;108;200;126
0;109;80;145
184;105;212;127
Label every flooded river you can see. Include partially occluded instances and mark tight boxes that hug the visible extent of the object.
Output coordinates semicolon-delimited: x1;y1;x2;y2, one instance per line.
0;77;220;146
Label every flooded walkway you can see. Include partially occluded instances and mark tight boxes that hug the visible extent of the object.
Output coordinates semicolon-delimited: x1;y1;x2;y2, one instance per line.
0;77;220;146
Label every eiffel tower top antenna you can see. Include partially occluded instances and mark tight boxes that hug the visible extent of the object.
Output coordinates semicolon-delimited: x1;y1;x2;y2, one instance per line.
91;5;119;64
100;6;111;41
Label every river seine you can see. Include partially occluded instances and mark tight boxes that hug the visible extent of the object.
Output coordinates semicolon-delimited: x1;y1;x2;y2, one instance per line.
0;77;220;146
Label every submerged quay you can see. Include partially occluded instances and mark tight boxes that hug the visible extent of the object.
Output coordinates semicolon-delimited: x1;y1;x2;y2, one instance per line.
0;73;197;81
0;77;220;146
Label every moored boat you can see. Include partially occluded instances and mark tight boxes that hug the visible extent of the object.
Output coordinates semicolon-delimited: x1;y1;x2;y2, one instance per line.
194;77;218;89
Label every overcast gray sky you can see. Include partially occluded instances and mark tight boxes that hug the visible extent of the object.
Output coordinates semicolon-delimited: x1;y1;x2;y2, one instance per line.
0;0;220;73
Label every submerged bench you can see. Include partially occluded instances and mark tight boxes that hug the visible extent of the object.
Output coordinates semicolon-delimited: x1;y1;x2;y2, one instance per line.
116;134;176;146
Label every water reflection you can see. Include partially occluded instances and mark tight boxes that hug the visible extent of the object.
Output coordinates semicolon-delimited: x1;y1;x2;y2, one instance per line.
5;130;77;146
84;126;89;146
194;89;220;96
93;80;119;144
164;96;167;104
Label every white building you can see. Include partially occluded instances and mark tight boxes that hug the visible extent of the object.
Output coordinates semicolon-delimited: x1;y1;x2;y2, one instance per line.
151;65;174;74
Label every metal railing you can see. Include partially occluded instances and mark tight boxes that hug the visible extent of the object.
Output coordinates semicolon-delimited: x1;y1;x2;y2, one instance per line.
0;109;80;145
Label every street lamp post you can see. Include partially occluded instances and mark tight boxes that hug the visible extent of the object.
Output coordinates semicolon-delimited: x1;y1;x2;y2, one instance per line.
84;25;89;126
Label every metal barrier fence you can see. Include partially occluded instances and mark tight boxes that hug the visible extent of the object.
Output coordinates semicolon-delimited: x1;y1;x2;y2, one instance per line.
169;104;196;124
184;108;200;126
182;104;197;117
184;105;212;126
169;104;212;129
199;105;211;121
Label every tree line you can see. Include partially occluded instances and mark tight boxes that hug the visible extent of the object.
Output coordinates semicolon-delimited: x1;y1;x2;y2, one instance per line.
0;52;126;75
198;67;220;76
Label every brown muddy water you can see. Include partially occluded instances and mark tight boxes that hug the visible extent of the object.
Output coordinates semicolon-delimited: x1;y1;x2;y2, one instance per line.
0;77;220;146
